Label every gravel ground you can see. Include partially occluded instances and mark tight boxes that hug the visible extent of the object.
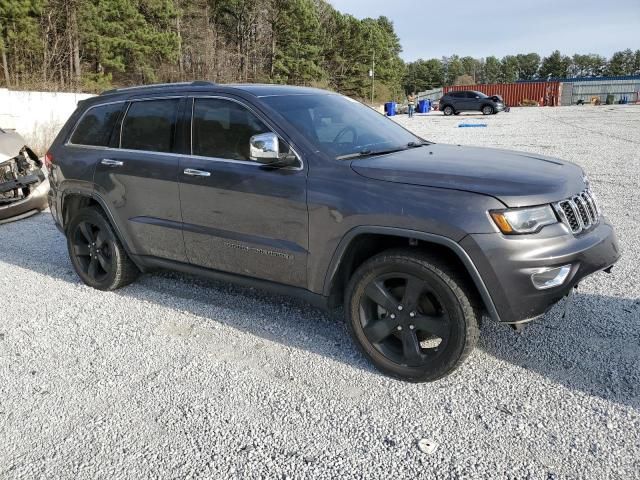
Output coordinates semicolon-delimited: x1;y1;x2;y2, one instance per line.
1;105;639;479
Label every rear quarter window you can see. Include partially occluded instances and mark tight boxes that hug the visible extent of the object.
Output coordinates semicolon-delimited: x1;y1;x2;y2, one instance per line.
70;102;124;146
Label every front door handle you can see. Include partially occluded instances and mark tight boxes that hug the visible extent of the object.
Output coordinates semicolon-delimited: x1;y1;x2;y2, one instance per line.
183;168;211;177
101;158;124;167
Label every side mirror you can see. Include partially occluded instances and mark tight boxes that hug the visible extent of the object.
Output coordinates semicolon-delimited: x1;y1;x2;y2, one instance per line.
250;132;279;163
250;132;298;168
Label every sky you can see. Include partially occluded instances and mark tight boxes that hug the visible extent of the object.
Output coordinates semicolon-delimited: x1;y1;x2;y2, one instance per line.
329;0;640;61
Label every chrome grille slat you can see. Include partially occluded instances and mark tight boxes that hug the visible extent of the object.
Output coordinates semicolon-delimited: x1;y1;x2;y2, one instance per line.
581;192;596;223
554;189;600;235
574;195;591;228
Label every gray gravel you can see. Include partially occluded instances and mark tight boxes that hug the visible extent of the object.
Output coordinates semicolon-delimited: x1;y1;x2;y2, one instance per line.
1;105;639;479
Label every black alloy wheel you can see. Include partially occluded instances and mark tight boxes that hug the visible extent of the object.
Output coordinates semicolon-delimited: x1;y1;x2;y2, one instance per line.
345;250;480;382
359;272;451;367
71;220;113;283
67;207;139;290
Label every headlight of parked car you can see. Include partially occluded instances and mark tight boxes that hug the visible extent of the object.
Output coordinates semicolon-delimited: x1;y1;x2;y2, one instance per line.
490;205;557;234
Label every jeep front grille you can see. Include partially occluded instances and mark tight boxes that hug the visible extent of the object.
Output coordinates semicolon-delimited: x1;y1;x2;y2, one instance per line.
554;189;600;234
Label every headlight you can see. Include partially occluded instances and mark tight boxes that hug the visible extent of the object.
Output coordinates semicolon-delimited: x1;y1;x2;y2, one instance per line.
490;205;557;234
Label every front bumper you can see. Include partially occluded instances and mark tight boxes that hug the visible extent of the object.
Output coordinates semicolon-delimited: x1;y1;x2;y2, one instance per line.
461;218;621;323
0;178;49;223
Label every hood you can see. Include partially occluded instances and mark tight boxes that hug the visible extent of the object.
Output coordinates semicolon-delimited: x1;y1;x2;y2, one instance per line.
0;129;27;163
350;143;585;207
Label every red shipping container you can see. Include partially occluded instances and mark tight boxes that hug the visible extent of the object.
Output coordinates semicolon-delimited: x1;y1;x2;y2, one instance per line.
443;82;561;107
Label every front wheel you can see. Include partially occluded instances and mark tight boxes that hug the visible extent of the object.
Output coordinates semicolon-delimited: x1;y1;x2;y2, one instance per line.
66;207;139;290
482;105;494;115
345;250;480;382
442;105;454;116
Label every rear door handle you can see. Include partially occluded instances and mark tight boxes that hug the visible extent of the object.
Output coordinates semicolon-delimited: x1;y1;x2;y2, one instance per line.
101;159;124;167
183;168;211;177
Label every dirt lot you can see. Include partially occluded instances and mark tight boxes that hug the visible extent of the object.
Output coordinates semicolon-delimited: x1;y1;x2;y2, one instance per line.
1;105;639;479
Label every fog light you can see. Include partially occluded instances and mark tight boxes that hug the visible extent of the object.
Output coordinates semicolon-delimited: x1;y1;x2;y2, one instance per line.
531;265;572;290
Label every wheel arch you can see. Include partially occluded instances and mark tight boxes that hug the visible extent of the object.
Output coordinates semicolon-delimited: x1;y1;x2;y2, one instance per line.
61;190;140;267
481;103;494;113
323;226;501;322
442;104;455;114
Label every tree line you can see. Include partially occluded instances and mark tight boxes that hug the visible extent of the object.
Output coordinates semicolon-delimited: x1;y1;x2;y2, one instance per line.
0;0;403;100
0;0;638;101
404;50;640;93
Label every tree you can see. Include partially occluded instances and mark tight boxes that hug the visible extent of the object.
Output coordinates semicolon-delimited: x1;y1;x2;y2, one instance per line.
607;49;635;76
516;53;540;80
570;53;606;77
501;55;519;82
403;58;444;93
444;55;465;85
79;0;178;86
460;55;481;83
483;56;502;84
453;74;474;86
539;50;571;79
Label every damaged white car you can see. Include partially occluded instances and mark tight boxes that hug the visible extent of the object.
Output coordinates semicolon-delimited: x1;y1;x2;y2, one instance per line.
0;128;49;224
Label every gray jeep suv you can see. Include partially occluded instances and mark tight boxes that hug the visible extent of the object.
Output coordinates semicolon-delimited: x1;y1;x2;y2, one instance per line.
47;82;620;382
439;90;505;115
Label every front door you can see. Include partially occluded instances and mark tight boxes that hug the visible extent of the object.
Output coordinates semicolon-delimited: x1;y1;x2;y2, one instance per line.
178;96;308;287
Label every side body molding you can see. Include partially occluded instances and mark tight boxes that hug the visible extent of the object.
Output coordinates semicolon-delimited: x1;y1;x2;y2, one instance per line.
322;226;502;323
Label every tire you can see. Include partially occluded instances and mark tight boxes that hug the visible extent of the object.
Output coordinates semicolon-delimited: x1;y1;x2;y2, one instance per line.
345;249;480;382
66;206;139;290
442;105;454;116
482;105;494;115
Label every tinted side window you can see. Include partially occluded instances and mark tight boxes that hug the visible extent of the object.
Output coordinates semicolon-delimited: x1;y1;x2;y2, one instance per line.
121;99;180;152
192;98;270;161
70;102;124;146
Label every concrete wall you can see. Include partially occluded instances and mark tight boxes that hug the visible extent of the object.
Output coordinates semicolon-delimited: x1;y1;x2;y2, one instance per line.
0;88;94;153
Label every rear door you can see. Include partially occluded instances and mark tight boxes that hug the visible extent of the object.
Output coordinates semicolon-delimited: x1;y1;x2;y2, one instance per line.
447;92;461;110
93;96;188;262
178;96;308;286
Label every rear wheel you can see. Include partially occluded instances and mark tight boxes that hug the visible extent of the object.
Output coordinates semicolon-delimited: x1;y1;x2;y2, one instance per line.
66;207;139;290
442;105;454;116
345;249;480;382
482;105;494;115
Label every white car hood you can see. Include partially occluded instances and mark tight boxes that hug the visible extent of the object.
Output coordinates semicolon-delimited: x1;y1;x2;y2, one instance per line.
0;129;27;163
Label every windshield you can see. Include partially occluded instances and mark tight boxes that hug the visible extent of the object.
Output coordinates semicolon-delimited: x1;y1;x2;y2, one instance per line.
262;94;424;159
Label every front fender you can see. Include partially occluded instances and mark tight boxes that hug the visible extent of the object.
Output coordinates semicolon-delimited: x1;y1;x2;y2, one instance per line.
321;226;501;322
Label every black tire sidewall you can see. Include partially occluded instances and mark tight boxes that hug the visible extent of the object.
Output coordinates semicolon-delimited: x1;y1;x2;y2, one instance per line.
443;106;454;116
345;254;472;382
482;105;493;115
66;208;124;290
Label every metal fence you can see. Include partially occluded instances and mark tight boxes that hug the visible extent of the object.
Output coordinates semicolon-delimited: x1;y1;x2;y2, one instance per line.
561;79;640;105
416;88;443;102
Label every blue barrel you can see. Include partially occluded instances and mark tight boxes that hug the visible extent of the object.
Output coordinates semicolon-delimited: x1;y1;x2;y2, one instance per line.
385;102;397;116
417;100;428;113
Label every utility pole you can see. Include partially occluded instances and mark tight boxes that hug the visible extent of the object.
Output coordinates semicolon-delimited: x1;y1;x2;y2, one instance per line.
370;50;375;104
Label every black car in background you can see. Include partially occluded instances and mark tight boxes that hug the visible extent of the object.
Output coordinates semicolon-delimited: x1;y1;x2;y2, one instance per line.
439;90;505;116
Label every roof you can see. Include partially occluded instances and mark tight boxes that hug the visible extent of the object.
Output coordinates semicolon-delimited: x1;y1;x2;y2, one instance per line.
225;84;333;97
99;81;333;98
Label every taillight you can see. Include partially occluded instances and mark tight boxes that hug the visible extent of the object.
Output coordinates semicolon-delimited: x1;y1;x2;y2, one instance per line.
44;151;54;170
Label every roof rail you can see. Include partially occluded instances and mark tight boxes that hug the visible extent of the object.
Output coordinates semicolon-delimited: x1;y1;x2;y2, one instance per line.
101;81;216;96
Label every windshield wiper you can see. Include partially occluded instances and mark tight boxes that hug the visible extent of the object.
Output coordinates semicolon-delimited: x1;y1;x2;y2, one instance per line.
337;142;426;160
